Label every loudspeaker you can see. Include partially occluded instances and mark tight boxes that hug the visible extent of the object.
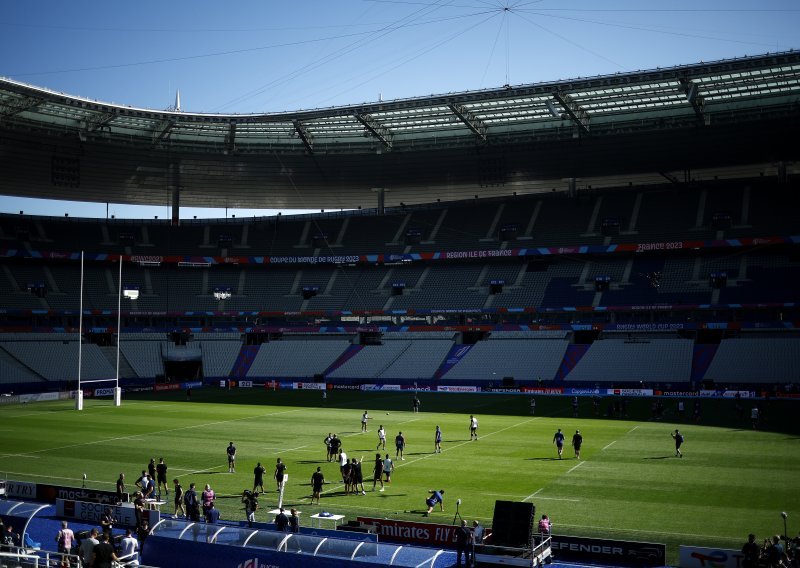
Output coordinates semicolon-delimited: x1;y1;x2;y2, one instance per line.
491;501;534;547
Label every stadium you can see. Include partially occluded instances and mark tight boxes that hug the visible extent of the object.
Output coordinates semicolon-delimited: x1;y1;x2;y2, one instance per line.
1;5;799;568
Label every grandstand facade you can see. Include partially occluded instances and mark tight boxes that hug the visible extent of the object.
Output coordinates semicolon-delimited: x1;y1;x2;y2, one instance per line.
0;52;798;389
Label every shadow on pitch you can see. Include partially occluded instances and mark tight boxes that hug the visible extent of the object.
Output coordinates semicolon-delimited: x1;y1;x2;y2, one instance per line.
525;457;563;461
643;456;672;460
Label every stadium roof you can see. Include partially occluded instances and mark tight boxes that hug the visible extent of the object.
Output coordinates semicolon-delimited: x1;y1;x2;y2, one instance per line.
1;51;799;210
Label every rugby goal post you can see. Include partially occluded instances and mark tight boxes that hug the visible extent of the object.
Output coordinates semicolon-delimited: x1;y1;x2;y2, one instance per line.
75;252;122;410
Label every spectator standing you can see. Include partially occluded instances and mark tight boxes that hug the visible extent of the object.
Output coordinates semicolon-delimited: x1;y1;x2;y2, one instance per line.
135;469;147;492
184;483;200;521
572;396;579;417
243;490;259;527
530;397;536;415
395;431;406;460
119;528;139;566
311;467;325;504
201;484;216;518
455;519;471;566
275;508;289;532
274;458;287;491
78;528;99;568
100;507;115;540
173;479;185;517
156;457;168;497
765;535;788;568
55;520;75;563
412;395;420;413
115;473;126;504
741;533;761;568
253;462;266;492
137;520;150;554
472;520;485;557
227;442;237;473
289;509;300;533
91;533;118;568
141;473;155;500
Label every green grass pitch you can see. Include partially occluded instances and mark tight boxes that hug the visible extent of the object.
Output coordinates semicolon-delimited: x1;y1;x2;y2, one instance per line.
1;389;798;565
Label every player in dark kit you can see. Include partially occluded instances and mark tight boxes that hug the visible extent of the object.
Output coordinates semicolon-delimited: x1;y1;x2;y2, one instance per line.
671;429;684;457
274;458;287;491
253;462;266;493
311;467;325;504
395;431;406;460
227;442;237;473
553;428;565;459
571;430;583;459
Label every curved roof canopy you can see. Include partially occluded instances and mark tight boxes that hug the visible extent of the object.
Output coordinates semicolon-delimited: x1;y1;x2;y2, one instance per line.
1;51;798;210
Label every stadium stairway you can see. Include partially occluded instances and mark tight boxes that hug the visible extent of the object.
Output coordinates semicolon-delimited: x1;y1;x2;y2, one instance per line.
323;344;364;376
553;344;591;382
691;344;719;384
229;345;259;378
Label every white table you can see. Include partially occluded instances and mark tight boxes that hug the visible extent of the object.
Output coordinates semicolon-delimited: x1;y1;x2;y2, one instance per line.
309;513;345;529
144;499;166;511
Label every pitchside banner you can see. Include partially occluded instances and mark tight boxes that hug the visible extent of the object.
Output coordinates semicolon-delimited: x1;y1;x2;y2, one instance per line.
356;516;460;547
436;385;479;393
550;534;666;567
679;546;744;568
293;382;326;390
57;498;159;528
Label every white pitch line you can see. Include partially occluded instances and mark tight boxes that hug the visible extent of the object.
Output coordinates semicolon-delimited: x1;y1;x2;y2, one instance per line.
0;471;114;486
535;496;581;502
602;440;616;451
397;417;420;425
555;521;743;543
522;487;544;502
566;460;587;475
5;407;305;459
395;417;536;470
627;425;640;434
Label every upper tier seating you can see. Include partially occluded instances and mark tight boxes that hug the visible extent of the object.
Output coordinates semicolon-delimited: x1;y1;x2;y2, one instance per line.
247;340;351;378
565;338;693;382
443;339;569;382
704;338;800;383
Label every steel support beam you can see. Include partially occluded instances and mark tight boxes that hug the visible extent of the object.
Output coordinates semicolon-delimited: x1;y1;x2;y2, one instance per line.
226;121;237;155
0;96;42;118
553;91;590;134
679;78;704;119
152;119;175;144
353;112;392;150
447;103;487;142
293;120;313;154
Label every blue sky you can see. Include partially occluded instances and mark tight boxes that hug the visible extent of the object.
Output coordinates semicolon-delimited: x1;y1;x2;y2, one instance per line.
1;0;798;218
